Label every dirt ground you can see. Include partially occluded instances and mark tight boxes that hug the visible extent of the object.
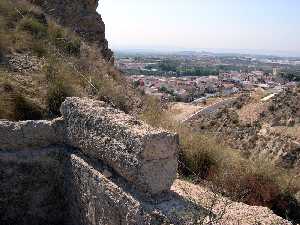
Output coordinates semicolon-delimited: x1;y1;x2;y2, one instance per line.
168;102;203;122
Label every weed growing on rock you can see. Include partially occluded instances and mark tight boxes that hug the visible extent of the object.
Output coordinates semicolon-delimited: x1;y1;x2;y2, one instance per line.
0;74;44;121
47;80;72;117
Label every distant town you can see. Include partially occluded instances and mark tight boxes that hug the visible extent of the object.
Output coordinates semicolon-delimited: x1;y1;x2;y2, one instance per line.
116;51;300;102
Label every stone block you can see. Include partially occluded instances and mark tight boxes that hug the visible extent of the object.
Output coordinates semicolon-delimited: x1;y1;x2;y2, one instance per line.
61;97;178;195
0;118;65;150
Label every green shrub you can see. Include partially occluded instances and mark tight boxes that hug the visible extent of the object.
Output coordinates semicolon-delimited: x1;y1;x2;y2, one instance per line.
47;80;73;117
0;75;44;121
271;192;300;224
64;37;81;56
0;89;43;121
0;18;11;56
0;34;8;60
48;22;81;56
93;78;132;113
10;30;33;52
178;132;220;180
44;58;60;82
48;22;64;45
216;165;300;223
0;0;14;18
0;93;14;120
13;93;44;120
140;96;164;127
18;16;47;39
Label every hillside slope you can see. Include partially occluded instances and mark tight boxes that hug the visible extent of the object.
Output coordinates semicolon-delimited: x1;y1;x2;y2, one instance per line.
0;0;141;121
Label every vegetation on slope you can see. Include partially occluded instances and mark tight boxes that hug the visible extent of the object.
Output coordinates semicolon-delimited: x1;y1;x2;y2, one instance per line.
0;0;141;121
141;97;300;224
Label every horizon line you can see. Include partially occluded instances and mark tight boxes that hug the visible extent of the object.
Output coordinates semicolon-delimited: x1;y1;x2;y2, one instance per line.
112;47;300;58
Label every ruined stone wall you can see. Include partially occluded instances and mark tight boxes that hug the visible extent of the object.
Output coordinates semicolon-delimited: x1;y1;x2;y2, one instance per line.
61;97;178;195
0;147;67;225
0;97;179;225
0;118;65;150
64;153;145;225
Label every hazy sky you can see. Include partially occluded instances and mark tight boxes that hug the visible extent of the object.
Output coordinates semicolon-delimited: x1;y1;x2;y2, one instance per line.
97;0;300;55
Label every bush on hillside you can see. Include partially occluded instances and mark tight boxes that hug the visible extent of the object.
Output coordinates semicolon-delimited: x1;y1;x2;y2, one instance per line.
178;132;219;180
0;18;11;58
47;79;73;117
48;22;81;56
271;192;300;224
0;0;14;19
0;93;14;120
140;96;164;127
0;36;7;61
18;16;47;39
217;168;300;224
63;37;81;56
0;82;44;121
0;0;39;21
140;101;300;223
13;93;44;120
0;75;44;121
92;78;132;113
32;40;48;57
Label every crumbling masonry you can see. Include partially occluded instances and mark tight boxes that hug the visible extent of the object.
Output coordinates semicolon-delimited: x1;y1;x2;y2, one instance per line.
0;97;180;225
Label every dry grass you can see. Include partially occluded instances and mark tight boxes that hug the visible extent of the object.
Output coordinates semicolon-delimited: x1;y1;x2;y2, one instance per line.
0;72;44;120
168;102;202;122
47;21;81;56
17;16;47;39
270;125;300;141
237;102;267;124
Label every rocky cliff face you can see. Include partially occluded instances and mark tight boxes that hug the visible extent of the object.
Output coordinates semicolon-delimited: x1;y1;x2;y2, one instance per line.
31;0;113;62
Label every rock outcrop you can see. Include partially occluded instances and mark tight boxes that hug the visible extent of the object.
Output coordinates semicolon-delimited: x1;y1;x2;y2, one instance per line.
31;0;113;62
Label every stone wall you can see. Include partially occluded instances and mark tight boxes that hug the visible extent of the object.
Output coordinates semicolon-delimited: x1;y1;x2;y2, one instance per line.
0;97;180;225
64;153;145;225
61;97;178;195
0;147;67;225
0;118;65;150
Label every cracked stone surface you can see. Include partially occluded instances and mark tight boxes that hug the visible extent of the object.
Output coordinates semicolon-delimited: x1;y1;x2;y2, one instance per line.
0;118;65;150
61;97;179;195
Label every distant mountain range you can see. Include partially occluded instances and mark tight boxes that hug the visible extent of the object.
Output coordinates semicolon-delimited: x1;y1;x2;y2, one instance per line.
114;47;300;59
